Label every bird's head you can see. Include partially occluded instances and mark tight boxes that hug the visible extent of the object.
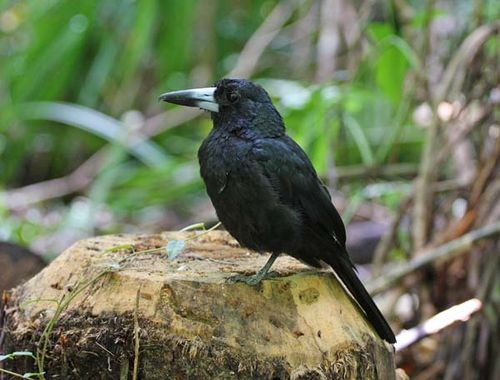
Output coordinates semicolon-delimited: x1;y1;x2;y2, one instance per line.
159;78;284;136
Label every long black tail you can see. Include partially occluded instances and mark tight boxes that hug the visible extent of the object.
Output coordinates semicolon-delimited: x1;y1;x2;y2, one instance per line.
327;253;396;343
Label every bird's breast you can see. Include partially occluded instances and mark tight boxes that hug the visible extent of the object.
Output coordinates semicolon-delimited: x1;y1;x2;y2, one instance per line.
198;135;302;253
198;133;251;195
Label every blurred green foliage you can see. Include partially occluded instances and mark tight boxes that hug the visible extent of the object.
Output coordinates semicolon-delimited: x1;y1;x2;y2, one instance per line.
0;0;497;251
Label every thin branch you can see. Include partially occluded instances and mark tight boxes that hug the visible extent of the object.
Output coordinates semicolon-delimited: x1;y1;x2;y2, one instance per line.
228;1;296;78
142;107;201;139
395;298;482;351
0;367;35;379
411;0;437;251
436;21;500;103
370;175;472;275
371;196;412;276
435;103;491;167
412;111;439;250
333;163;419;181
2;150;105;210
367;222;500;294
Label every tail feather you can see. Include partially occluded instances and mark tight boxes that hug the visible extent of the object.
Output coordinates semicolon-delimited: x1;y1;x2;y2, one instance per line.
327;254;396;343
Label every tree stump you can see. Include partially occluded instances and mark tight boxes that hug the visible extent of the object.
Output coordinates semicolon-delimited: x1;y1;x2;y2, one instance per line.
1;231;395;379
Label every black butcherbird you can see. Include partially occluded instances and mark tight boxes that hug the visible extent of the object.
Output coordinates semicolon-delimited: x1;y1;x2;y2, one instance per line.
159;79;396;343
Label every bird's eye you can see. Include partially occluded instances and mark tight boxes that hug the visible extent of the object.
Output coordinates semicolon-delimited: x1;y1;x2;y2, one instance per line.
227;91;240;103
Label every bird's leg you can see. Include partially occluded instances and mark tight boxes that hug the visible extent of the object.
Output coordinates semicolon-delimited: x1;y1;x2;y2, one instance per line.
251;253;279;283
228;253;279;285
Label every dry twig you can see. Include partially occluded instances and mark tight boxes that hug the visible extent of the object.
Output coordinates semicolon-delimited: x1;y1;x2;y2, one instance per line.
368;222;500;294
228;1;296;78
395;298;482;351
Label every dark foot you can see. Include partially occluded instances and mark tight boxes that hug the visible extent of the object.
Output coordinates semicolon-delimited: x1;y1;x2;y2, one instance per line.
226;271;279;286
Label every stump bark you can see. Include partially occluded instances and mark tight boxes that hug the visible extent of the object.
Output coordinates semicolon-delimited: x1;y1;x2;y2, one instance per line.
1;231;395;379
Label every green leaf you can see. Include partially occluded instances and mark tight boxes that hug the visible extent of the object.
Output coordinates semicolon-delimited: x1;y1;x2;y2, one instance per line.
18;102;169;167
366;23;412;104
166;240;185;260
374;44;408;103
23;373;45;378
343;114;375;165
0;351;35;361
384;36;421;70
366;22;393;42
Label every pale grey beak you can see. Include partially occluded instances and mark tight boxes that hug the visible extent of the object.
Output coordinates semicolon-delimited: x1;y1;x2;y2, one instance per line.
159;87;219;113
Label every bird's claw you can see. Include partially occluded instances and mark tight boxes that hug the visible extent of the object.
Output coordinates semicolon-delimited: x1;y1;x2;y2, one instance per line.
226;274;260;285
226;271;279;286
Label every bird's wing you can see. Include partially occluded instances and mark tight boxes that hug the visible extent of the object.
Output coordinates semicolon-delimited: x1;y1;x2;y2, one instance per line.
252;136;396;343
251;136;346;247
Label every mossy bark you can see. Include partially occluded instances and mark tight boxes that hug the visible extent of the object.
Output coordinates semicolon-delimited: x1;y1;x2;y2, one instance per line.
1;231;395;379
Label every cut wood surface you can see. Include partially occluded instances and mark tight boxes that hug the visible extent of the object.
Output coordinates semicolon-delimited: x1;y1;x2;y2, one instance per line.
1;231;395;379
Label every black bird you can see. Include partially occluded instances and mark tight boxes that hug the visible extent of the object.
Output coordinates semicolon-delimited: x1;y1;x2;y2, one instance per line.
159;79;396;343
